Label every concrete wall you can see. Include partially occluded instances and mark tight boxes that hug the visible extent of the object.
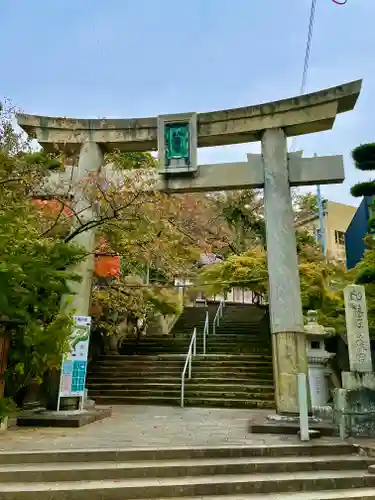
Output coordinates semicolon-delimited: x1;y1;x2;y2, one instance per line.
345;196;373;269
298;201;356;265
325;201;356;262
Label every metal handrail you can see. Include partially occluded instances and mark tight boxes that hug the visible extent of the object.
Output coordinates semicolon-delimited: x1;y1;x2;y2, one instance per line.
180;327;197;408
212;299;225;335
203;311;209;355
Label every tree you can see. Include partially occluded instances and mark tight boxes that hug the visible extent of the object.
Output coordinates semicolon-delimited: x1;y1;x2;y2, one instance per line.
0;102;86;404
350;143;375;284
198;236;349;333
214;190;265;252
82;154;233;348
293;191;327;226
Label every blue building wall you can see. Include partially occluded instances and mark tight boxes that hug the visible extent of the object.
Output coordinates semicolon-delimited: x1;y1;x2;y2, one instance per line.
345;196;373;269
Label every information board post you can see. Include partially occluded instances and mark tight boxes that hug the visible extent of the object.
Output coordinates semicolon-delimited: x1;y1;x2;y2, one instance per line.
57;315;91;412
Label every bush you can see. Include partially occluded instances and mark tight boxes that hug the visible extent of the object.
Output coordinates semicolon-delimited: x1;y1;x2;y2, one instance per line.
351;180;375;198
0;397;17;422
352;143;375;170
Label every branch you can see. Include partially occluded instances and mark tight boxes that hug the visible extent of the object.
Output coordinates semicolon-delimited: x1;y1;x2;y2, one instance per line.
0;177;22;186
64;192;141;243
39;201;66;237
94;180;117;215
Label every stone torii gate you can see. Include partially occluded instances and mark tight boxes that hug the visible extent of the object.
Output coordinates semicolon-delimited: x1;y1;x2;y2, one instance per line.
17;79;362;415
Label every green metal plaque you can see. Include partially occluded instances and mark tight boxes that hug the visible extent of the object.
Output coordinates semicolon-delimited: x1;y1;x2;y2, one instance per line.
165;122;190;165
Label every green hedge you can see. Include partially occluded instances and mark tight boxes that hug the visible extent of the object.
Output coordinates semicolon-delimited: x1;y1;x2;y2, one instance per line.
351;180;375;198
352;143;375;170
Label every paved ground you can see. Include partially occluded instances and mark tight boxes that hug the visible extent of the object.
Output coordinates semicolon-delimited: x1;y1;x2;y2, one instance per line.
0;406;338;452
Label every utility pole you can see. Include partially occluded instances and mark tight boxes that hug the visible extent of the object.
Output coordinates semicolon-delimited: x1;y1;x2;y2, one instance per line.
316;183;327;258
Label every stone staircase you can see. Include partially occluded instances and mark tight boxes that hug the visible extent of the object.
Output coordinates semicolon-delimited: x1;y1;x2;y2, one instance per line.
0;443;375;499
87;303;275;409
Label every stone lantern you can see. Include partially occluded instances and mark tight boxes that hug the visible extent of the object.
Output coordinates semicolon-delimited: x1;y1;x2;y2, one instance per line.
304;310;336;408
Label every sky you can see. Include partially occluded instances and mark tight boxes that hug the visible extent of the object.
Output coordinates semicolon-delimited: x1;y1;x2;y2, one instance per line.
1;0;374;207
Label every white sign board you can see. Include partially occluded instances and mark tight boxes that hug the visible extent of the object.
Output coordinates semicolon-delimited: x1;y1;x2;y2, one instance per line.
57;316;91;410
344;285;372;373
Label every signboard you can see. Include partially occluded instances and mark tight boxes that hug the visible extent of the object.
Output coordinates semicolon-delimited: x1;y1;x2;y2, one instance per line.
165;122;190;166
344;285;372;372
157;112;197;175
57;315;91;411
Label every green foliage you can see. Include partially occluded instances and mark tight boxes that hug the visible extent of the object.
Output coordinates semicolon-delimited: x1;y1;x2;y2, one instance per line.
352;143;375;171
296;229;318;253
105;150;157;170
84;152;233;342
214;190;265;252
198;248;268;297
350;142;375;291
348;241;375;337
353;238;375;284
198;240;349;335
0;102;86;401
350;181;375;198
293;192;327;224
361;283;375;338
21;151;63;171
6;315;74;395
91;276;182;343
0;397;17;421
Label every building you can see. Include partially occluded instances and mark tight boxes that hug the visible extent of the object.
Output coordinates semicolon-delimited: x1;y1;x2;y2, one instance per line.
297;201;357;264
345;196;374;269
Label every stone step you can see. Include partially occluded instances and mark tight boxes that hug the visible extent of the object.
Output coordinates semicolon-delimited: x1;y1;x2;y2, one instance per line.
89;372;274;382
95;358;273;366
0;455;370;483
189;366;273;375
0;444;355;464
98;354;272;361
206;339;270;344
88;371;274;382
89;366;273;376
88;388;275;400
205;353;271;357
213;326;264;330
206;341;270;346
118;346;271;354
91;362;273;370
87;382;274;392
137;491;375;500
0;469;374;499
214;331;268;337
91;395;276;408
87;376;274;384
119;337;268;345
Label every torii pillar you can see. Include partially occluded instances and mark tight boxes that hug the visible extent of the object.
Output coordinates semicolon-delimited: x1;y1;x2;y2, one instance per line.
17;79;362;415
262;128;307;414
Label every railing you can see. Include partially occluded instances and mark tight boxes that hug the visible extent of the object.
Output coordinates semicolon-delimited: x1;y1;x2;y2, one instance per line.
203;311;209;355
180;327;197;408
212;299;225;335
297;372;310;441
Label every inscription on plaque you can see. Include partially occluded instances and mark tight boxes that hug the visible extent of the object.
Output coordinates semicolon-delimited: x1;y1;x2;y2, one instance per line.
344;285;372;372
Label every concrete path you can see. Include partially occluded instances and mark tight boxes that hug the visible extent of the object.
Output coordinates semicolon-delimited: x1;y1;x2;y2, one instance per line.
0;406;339;452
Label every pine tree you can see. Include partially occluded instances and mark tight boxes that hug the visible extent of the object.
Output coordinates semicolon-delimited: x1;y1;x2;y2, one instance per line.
350;143;375;283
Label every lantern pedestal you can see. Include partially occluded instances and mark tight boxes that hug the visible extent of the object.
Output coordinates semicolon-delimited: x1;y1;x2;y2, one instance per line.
304;310;336;409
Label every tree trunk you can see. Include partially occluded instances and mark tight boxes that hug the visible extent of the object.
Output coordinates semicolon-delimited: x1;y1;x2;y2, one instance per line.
0;333;10;399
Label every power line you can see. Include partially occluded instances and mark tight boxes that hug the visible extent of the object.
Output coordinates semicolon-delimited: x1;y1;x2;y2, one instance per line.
290;0;317;152
291;0;348;151
299;0;317;96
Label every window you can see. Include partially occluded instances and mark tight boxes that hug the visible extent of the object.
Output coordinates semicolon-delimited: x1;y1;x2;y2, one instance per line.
334;230;345;246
